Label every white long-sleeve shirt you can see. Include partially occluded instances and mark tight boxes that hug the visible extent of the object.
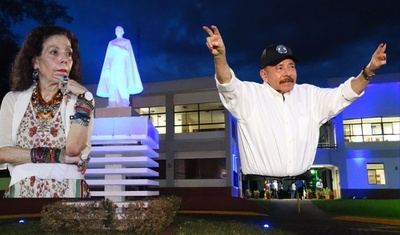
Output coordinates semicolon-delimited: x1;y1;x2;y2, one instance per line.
217;70;362;177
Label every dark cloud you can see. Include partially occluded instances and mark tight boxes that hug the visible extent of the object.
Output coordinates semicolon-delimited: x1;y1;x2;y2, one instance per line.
11;0;400;87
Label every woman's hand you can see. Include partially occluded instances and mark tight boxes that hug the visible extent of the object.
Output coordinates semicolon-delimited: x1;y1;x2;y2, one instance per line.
59;77;88;96
64;153;90;175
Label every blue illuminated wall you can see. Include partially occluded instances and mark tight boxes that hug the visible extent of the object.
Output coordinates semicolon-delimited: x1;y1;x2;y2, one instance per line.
342;81;400;118
315;74;400;199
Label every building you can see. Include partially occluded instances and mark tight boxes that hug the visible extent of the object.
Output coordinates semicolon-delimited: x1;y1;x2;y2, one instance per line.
1;73;398;202
88;72;399;200
318;73;400;199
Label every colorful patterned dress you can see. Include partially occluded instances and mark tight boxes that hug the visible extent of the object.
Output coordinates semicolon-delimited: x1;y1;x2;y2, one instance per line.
3;96;90;198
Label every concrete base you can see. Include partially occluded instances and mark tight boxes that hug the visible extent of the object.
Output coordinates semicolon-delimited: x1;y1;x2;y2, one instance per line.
96;107;139;118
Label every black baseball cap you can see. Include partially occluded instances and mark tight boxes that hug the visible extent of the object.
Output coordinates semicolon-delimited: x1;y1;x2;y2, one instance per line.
260;44;298;69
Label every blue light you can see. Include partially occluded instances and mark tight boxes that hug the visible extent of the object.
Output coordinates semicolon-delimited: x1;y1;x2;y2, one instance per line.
18;219;25;224
263;223;270;228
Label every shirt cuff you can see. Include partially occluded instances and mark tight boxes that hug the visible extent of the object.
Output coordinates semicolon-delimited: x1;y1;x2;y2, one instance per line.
215;68;238;92
342;76;364;101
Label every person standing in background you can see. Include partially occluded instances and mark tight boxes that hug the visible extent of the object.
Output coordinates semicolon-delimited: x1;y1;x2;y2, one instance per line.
291;181;297;199
296;180;305;200
316;179;324;194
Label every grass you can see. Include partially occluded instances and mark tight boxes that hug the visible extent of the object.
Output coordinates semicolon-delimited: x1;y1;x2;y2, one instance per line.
252;198;400;220
0;199;398;234
311;199;400;219
0;216;294;235
173;214;294;235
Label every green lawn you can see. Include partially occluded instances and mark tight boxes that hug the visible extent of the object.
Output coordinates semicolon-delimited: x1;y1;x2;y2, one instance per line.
253;199;400;220
0;216;294;235
312;199;400;219
0;199;398;234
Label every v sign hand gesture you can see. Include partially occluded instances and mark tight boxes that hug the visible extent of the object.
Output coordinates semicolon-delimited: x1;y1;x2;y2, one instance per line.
203;25;226;57
203;25;232;84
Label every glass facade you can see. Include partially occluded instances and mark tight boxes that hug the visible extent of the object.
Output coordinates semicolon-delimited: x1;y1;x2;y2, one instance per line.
343;116;400;142
134;106;166;134
174;102;225;133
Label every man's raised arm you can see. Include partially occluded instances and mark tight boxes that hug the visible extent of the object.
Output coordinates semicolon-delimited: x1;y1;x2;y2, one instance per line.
203;25;232;84
351;43;387;94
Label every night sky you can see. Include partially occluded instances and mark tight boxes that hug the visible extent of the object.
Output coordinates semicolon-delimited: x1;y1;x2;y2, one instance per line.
10;0;400;87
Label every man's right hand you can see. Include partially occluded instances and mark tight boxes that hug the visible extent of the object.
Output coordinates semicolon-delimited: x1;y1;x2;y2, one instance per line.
203;25;226;57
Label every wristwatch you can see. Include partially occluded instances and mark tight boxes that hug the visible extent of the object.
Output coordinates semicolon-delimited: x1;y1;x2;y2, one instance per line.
361;65;375;81
79;91;94;102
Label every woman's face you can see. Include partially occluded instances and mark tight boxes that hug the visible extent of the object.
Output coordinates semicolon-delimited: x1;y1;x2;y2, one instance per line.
33;35;73;85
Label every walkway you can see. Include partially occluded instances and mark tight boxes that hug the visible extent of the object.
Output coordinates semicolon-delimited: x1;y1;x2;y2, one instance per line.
246;199;399;235
179;198;400;235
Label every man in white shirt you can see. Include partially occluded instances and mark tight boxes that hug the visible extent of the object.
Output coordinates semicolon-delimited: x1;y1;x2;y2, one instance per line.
316;179;324;191
203;25;387;177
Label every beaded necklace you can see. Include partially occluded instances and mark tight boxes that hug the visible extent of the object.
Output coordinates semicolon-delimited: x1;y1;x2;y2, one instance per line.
31;84;63;132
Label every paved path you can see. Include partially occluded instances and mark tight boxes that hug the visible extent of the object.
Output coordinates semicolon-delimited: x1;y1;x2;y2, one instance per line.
261;199;400;235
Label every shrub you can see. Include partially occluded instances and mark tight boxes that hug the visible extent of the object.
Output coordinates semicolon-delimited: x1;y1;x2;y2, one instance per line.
253;190;260;198
100;198;118;229
40;200;109;232
119;195;182;234
40;196;181;234
322;187;332;196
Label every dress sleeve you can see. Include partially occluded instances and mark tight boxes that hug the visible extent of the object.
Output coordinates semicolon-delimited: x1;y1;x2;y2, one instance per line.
0;92;17;169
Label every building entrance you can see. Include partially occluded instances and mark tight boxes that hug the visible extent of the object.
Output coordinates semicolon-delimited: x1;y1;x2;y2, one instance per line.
240;165;341;199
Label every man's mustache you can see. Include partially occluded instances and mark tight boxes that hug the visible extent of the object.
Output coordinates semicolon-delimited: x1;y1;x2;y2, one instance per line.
280;77;295;84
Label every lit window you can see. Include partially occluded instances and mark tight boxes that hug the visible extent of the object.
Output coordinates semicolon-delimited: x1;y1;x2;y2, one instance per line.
174;102;225;133
134;106;166;134
343;116;400;143
367;163;386;185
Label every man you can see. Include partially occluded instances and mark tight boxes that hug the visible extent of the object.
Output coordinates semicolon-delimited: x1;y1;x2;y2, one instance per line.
296;180;305;200
203;25;387;177
272;180;279;199
316;179;324;191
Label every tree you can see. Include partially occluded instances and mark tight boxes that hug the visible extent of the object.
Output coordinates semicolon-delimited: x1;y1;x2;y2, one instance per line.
0;0;72;100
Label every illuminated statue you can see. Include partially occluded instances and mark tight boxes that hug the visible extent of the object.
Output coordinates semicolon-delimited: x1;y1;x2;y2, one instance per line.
97;26;143;107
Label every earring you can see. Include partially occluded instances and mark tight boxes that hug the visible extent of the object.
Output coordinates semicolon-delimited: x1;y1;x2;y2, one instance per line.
32;68;39;83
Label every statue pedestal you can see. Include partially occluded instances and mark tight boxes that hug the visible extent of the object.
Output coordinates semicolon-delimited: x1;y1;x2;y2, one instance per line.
95;107;134;118
86;108;159;202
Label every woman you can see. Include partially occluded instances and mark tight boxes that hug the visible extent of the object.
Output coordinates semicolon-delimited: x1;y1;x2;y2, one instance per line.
0;25;94;198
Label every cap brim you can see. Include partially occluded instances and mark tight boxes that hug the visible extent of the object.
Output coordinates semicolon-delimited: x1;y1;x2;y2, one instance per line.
265;55;298;67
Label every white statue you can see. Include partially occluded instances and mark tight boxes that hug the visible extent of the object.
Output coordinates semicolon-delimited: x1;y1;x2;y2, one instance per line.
97;26;143;107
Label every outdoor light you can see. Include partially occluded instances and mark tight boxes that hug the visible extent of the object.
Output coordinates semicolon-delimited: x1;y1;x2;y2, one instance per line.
18;219;25;224
263;223;270;228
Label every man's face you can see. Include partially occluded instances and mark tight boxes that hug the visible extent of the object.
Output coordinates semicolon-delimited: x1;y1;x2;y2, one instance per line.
260;58;297;93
